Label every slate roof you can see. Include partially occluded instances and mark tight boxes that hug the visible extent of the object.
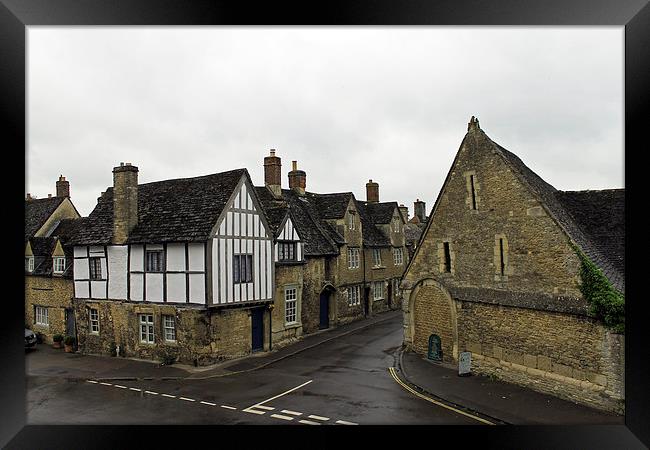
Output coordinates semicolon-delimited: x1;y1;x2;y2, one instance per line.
355;200;392;247
69;169;248;245
360;201;398;224
27;218;82;278
25;197;65;241
306;192;353;219
404;222;425;247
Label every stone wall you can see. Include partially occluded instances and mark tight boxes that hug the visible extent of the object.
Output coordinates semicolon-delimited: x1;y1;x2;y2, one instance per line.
300;257;327;334
271;263;304;348
25;275;74;343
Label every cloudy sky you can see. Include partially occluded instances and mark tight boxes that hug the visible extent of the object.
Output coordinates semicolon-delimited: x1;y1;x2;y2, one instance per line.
27;27;623;218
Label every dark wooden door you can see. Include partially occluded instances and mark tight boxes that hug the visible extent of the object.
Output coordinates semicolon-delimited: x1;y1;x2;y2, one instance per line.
65;308;76;350
319;291;329;329
364;287;370;317
251;308;264;352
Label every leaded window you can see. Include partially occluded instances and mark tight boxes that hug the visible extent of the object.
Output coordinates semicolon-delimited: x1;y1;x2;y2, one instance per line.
89;308;99;334
146;250;164;272
347;248;360;269
285;287;297;324
373;248;382;266
233;254;253;283
347;285;361;306
163;315;176;342
278;242;297;261
373;281;383;300
89;257;102;280
393;247;403;266
25;257;34;272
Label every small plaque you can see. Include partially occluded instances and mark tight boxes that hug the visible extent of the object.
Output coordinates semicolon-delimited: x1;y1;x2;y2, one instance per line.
458;351;472;376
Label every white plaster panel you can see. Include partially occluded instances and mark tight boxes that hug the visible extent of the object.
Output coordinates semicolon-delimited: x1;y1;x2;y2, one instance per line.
246;282;253;301
188;243;205;271
260;238;266;300
234;192;240;209
255;240;260;300
234;212;240;237
240;183;247;209
254;215;259;237
189;274;205;304
166;243;186;272
100;257;108;279
89;246;104;255
235;279;240;302
75;258;89;280
274;243;279;262
91;281;106;299
297;242;302;261
108;246;128;299
219;238;226;303
130;245;144;271
227;212;233;236
75;281;89;298
226;239;232;303
130;274;144;301
146;244;163;251
74;246;87;258
212;239;219;304
266;240;272;299
260;222;266;238
145;274;164;302
247;214;253;237
166;273;186;303
218;218;226;236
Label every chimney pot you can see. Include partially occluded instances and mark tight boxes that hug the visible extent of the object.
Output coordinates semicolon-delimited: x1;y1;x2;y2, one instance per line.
292;161;297;171
56;173;71;198
288;163;306;195
264;149;282;198
366;180;379;203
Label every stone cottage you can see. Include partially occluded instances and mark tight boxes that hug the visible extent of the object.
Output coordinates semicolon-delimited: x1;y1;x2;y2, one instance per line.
401;116;625;413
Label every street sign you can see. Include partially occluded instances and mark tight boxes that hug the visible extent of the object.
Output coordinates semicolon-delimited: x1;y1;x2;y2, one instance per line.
458;351;471;376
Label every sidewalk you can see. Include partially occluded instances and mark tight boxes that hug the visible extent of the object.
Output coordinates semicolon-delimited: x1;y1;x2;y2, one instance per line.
396;348;623;425
26;310;400;382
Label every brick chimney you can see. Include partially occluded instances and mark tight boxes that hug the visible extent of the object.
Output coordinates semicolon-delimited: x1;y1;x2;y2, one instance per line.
112;162;139;245
414;199;426;223
56;175;70;198
399;204;409;222
366;179;379;203
264;149;282;198
288;161;306;195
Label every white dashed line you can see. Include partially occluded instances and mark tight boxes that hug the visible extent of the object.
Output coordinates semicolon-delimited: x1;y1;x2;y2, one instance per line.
86;380;98;384
145;391;159;395
270;414;294;421
308;415;330;421
200;401;217;406
335;420;358;425
100;382;112;386
298;420;321;425
129;387;141;392
281;410;302;416
161;393;176;398
220;405;237;410
255;405;275;411
114;385;128;389
179;397;196;402
243;409;266;415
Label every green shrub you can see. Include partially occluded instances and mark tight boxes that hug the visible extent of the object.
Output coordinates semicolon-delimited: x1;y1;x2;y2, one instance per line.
64;335;75;346
53;334;64;343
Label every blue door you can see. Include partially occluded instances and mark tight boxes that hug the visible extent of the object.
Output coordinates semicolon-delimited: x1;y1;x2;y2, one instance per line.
319;291;329;329
427;334;442;361
251;308;264;352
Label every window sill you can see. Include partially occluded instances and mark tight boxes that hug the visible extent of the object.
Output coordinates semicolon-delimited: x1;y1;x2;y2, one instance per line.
373;297;384;302
371;265;386;270
284;322;301;329
163;340;178;345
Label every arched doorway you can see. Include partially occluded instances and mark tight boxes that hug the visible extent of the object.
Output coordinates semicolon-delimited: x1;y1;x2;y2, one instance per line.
319;285;335;329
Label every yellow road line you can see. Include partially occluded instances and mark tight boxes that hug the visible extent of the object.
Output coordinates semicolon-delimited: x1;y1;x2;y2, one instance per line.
388;367;495;425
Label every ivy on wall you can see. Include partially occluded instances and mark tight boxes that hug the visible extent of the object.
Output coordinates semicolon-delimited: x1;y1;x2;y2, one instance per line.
572;244;625;333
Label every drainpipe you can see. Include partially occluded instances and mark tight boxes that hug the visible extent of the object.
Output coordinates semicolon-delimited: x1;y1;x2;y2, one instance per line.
268;304;274;351
362;245;368;317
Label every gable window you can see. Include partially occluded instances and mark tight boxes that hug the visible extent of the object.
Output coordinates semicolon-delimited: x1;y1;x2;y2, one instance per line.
162;315;176;342
392;218;400;233
285;287;297;324
146;250;164;272
278;242;297;261
89;308;99;334
89;257;102;280
443;242;452;273
35;306;49;326
373;248;382;267
25;257;34;272
139;314;154;344
347;248;360;269
372;281;384;300
348;212;356;230
53;257;66;274
347;285;361;306
233;254;253;283
393;248;403;266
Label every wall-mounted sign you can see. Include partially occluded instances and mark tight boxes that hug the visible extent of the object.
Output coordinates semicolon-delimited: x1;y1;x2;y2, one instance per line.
458;351;471;376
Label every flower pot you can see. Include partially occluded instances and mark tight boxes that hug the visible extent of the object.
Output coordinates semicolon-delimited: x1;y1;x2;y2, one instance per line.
52;342;62;349
64;344;73;353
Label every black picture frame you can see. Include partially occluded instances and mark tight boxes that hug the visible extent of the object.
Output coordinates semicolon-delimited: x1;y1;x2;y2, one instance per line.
2;0;647;448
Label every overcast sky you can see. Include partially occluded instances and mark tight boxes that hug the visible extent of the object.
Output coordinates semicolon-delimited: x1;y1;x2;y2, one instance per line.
27;27;623;218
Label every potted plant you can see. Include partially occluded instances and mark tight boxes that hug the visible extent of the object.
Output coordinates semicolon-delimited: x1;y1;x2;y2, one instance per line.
63;335;75;353
52;334;64;349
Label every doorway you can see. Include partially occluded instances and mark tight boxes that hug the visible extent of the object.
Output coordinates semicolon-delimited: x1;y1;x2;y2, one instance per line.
251;307;264;352
319;291;329;329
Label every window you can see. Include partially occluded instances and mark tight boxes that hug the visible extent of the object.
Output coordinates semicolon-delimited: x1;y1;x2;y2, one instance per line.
347;285;361;306
25;257;34;272
285;287;297;324
469;174;477;210
278;242;297;261
146;250;164;272
392;218;400;233
348;212;356;230
443;242;451;273
139;314;154;344
163;315;176;342
347;248;360;269
89;308;99;334
373;248;382;267
53;257;66;274
393;248;403;266
372;281;383;300
35;306;48;326
233;254;253;283
89;257;102;280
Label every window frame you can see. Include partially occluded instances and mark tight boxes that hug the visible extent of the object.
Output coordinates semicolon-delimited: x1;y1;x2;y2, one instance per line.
284;287;298;325
233;254;254;284
372;248;382;267
89;257;102;280
162;315;176;342
347;285;361;306
35;306;49;326
393;247;403;266
277;241;297;262
145;250;165;273
372;281;384;300
53;256;66;274
139;314;155;344
89;308;100;334
25;256;34;272
347;247;360;269
348;212;356;230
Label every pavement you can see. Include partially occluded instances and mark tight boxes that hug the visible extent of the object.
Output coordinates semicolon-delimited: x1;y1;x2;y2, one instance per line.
396;347;624;425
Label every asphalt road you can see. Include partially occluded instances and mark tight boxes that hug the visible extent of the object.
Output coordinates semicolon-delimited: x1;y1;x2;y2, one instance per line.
27;313;478;425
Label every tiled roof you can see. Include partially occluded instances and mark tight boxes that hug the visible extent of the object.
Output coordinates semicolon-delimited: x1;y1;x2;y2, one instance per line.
305;192;353;219
27;218;81;278
25;197;64;241
356;200;391;247
361;201;398;224
404;222;425;246
69;169;248;245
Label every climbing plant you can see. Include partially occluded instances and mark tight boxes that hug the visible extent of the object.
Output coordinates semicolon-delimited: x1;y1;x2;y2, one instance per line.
572;243;625;333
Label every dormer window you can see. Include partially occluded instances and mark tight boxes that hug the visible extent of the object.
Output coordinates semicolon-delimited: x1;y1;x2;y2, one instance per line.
278;242;297;261
25;257;34;272
392;218;400;233
53;257;66;274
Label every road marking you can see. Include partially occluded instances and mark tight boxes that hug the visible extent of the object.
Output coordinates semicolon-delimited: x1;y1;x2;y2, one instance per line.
100;382;112;386
335;420;358;425
161;393;176;398
200;401;217;406
308;415;329;421
220;405;237;410
145;390;159;395
114;384;128;389
298;419;321;425
179;397;196;402
270;414;295;421
281;410;302;416
388;367;495;425
86;380;98;384
255;405;275;411
129;387;141;392
244;379;313;414
243;409;266;415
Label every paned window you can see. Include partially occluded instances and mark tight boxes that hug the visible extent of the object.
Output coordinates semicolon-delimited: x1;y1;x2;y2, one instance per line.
285;287;297;324
347;285;361;306
139;314;154;344
392;218;400;233
163;315;176;342
347;248;360;269
25;257;34;272
348;212;356;230
373;248;382;266
233;254;253;283
35;306;48;326
443;242;451;273
278;242;297;261
393;248;403;266
53;257;66;274
146;250;164;272
89;308;99;334
393;279;401;298
89;257;102;280
373;281;383;300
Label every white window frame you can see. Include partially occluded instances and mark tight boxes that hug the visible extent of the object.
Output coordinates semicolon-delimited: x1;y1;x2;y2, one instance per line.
348;212;356;230
53;256;66;274
89;308;99;334
373;281;384;300
392;218;400;233
162;315;176;342
347;285;361;306
347;248;359;269
393;247;403;266
139;314;154;344
26;256;34;272
35;306;49;326
373;248;382;267
284;287;298;325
